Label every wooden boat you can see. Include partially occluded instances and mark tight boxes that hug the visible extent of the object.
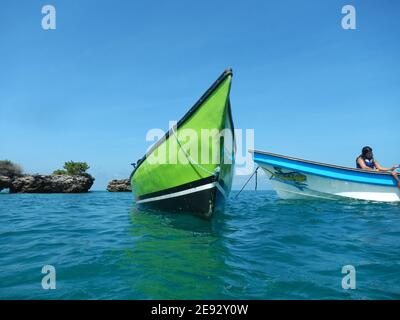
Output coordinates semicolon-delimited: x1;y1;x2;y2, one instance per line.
130;70;235;217
250;149;400;202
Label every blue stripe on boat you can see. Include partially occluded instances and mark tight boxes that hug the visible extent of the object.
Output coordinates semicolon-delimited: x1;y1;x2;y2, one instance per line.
253;152;396;187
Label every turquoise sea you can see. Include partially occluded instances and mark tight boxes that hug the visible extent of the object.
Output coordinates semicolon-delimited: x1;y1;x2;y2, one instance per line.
0;191;399;300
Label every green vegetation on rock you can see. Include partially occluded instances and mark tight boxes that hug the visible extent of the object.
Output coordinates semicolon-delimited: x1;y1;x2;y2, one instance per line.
53;161;91;177
52;169;68;175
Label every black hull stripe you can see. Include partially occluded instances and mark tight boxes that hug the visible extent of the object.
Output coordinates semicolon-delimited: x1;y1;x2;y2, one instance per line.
138;186;218;217
136;182;217;204
136;175;217;201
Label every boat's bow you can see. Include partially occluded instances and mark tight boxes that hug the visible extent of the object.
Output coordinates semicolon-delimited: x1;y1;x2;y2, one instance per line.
130;70;235;217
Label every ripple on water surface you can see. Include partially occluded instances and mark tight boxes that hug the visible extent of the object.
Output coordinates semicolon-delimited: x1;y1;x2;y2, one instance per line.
0;191;399;299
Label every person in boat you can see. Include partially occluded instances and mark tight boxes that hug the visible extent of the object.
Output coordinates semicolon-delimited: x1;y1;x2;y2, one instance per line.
356;146;400;188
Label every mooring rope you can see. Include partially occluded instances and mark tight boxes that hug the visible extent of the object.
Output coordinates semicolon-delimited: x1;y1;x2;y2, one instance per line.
171;125;218;177
235;166;260;199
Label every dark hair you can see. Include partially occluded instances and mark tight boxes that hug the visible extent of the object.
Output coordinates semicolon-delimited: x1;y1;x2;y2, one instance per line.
361;146;373;159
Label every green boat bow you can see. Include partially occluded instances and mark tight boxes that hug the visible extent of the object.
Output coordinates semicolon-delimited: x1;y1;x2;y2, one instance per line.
130;69;235;217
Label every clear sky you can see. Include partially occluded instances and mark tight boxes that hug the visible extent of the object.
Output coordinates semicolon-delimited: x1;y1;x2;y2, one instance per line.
1;0;399;190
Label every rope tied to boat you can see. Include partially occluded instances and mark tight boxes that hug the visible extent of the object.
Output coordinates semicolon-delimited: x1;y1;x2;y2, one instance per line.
235;166;260;199
171;125;219;177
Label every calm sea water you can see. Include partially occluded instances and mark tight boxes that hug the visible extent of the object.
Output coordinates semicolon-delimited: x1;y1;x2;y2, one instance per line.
0;190;399;300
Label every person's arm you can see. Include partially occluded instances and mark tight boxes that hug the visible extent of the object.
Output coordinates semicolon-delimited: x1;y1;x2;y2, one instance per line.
375;161;398;172
357;157;374;170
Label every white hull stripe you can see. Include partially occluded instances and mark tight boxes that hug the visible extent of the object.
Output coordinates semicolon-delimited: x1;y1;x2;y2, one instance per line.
215;183;227;199
136;182;218;204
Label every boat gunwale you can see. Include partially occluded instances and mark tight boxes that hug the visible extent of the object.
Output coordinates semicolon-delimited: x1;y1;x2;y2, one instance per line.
130;69;234;179
250;149;397;177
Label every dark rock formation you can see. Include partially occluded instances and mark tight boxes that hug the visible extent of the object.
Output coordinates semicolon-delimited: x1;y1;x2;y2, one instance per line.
9;174;94;193
107;179;131;192
0;175;12;192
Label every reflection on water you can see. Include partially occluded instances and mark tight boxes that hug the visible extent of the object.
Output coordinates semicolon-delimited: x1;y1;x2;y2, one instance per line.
115;193;400;299
123;208;229;299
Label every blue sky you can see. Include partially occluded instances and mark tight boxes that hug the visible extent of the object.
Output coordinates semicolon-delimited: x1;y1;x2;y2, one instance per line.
1;0;399;190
